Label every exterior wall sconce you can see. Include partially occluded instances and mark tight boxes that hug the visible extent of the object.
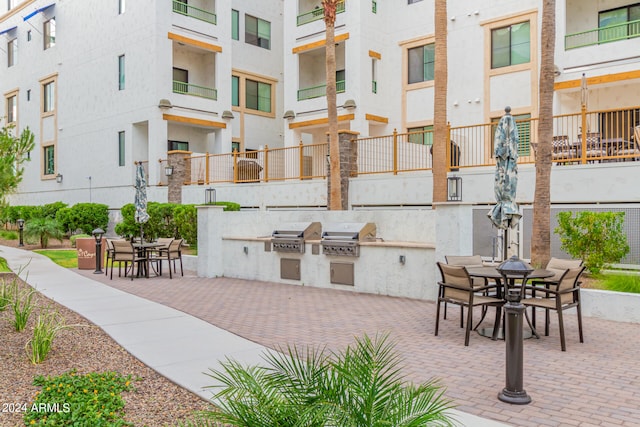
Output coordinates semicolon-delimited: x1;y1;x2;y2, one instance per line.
222;110;234;119
447;176;462;201
205;187;216;204
342;99;357;109
283;110;296;119
55;173;63;183
158;99;173;110
165;165;174;176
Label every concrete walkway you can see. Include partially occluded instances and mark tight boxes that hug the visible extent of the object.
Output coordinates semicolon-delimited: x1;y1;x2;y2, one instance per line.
1;246;508;427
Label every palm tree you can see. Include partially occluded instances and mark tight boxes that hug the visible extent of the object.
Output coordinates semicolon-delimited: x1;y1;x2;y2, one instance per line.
531;0;555;267
200;334;455;427
323;0;342;210
433;0;448;203
24;217;64;248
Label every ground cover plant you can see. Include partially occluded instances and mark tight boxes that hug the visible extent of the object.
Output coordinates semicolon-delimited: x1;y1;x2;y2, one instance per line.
598;273;640;293
24;370;136;426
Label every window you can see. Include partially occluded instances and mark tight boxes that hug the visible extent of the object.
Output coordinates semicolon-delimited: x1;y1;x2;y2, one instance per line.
232;9;239;40
372;1;377;13
245;15;270;49
245;79;271;112
371;58;377;93
173;67;188;83
7;0;17;10
27;30;31;41
118;0;125;14
43;81;55;113
43;18;55;50
408;0;423;3
118;55;125;90
118;131;125;166
491;21;530;69
408;126;433;146
6;94;17;124
232;75;239;106
8;38;16;67
168;140;189;151
598;4;640;41
231;141;240;152
43;145;55;175
408;44;434;84
27;89;30;101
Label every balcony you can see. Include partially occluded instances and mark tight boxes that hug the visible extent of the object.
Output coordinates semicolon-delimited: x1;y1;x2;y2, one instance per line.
297;0;345;26
297;80;345;101
172;0;216;25
565;19;640;50
173;81;217;100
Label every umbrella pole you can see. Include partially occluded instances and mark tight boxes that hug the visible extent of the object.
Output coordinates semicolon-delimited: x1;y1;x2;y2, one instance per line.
503;228;509;261
140;224;144;244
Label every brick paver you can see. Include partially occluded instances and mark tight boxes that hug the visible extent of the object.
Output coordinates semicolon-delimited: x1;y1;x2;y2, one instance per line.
75;269;640;427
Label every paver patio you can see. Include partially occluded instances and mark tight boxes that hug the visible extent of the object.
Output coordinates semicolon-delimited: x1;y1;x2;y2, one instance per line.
76;269;640;427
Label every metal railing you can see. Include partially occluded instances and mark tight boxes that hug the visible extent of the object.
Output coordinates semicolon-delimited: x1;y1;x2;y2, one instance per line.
297;0;345;26
173;81;217;100
297;80;345;100
565;19;640;50
182;105;640;185
172;0;216;25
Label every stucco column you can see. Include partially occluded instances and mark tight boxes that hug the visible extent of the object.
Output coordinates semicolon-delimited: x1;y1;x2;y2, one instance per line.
433;202;474;263
196;204;225;277
327;130;359;210
167;150;191;204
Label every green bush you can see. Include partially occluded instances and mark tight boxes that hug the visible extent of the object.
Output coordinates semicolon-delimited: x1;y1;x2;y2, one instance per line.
600;273;640;293
56;203;109;235
555;211;630;274
25;370;136;426
70;233;92;247
174;204;197;246
24;217;64;248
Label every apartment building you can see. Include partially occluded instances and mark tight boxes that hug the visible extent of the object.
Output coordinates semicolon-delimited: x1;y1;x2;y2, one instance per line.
2;0;640;208
1;0;284;207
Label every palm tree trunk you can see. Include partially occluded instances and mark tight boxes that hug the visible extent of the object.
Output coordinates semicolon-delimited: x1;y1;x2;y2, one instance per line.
323;0;342;210
531;0;555;267
433;0;448;203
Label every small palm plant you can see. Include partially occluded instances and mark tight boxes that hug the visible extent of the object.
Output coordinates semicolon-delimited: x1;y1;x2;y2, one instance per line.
199;333;456;427
24;217;64;248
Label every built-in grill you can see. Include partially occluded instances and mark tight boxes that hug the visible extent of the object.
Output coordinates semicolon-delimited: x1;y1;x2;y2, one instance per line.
271;222;321;254
321;222;376;257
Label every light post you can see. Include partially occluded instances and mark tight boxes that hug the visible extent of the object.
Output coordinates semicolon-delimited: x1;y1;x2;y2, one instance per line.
496;255;533;405
205;187;216;204
92;228;105;274
17;218;25;247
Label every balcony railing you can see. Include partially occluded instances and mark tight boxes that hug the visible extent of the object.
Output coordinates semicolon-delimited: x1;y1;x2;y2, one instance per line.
565;19;640;49
172;0;216;25
173;81;217;100
297;80;346;100
183;105;640;184
297;0;345;26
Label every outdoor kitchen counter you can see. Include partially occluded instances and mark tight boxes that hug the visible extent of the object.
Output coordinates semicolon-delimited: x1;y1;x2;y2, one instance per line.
221;236;435;249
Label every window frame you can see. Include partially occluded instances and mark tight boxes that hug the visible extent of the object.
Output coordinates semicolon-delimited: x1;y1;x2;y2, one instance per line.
42;79;55;114
407;125;433;146
118;54;125;90
490;21;531;69
6;93;17;124
43;144;55;177
245;14;271;50
232;9;239;40
245;78;272;113
43;17;55;50
408;43;435;84
118;131;125;166
8;38;17;67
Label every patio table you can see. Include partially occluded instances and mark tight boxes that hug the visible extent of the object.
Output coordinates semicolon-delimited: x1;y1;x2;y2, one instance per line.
466;267;554;340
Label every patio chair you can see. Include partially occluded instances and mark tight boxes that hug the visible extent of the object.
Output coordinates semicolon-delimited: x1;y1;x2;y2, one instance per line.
521;266;586;351
435;262;503;346
528;257;584;333
579;132;603;162
615;126;640;161
551;135;576;164
151;238;183;278
110;239;147;280
104;238;116;276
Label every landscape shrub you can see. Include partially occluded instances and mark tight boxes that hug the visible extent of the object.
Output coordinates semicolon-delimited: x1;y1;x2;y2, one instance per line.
555;211;630;274
11;287;35;332
173;204;197;246
70;233;92;247
27;307;67;364
24;217;64;248
56;203;109;235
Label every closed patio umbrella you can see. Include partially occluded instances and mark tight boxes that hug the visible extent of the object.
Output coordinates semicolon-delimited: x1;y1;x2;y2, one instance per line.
134;162;150;242
488;107;521;259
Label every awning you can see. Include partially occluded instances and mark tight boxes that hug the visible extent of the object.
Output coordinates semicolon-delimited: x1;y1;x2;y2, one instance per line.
0;26;17;36
23;3;55;21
